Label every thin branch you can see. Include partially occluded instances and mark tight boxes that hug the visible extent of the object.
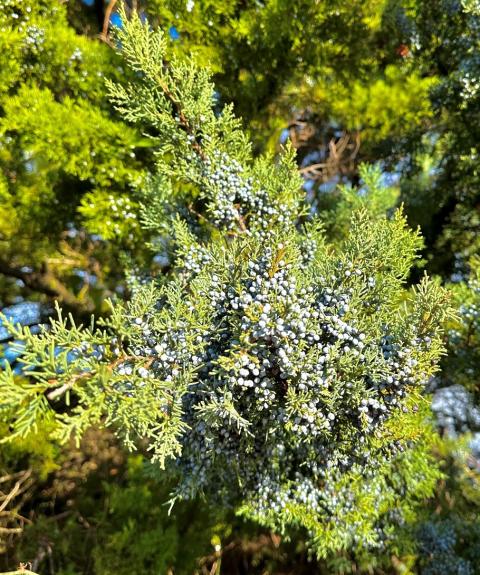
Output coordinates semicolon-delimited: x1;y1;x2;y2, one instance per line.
0;483;21;514
46;355;153;401
156;77;207;161
0;472;29;485
0;471;32;514
0;259;94;313
100;0;118;41
46;374;87;401
298;132;361;182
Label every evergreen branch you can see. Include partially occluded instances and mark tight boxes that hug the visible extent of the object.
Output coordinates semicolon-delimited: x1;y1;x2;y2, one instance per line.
45;355;154;401
154;73;207;161
45;375;88;401
0;7;455;559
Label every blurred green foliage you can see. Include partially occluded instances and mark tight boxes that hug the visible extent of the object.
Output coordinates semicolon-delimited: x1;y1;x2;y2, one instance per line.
0;0;148;313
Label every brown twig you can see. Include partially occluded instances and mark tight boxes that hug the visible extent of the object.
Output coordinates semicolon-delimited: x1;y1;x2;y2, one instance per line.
187;203;212;226
298;132;360;182
0;470;34;543
0;471;32;514
0;472;30;485
100;0;118;41
157;78;207;161
0;259;94;314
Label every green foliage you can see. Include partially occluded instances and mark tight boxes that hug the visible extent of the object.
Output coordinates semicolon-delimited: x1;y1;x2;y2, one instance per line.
0;427;231;575
0;0;147;311
1;85;142;245
0;424;61;481
328;66;436;145
1;1;480;572
443;257;480;396
12;453;227;575
317;163;400;243
413;435;480;575
144;0;396;129
398;0;480;275
290;63;435;159
239;433;443;567
0;0;446;309
89;456;227;575
0;10;452;566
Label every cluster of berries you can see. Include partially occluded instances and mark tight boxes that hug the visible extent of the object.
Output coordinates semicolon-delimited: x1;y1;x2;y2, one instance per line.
200;153;294;236
109;241;433;522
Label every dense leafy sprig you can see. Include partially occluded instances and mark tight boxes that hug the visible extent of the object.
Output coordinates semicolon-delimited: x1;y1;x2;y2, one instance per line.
0;8;452;561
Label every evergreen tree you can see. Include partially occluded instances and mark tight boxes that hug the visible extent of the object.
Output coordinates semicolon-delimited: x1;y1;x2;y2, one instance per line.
0;10;451;566
2;1;480;573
